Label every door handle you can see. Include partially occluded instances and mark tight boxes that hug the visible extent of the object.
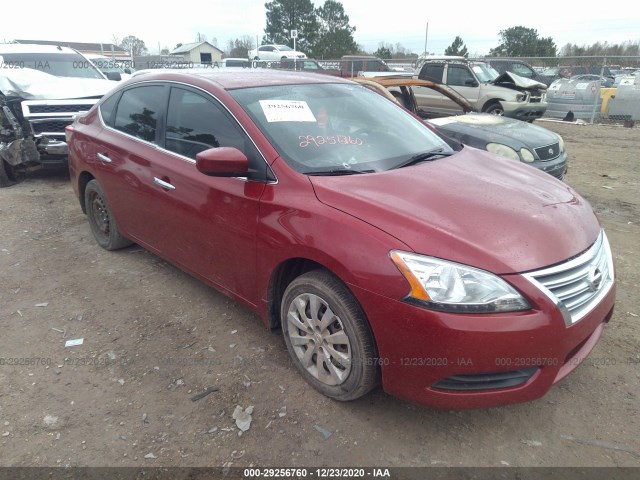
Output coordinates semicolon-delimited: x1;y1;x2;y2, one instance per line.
96;152;112;163
153;177;176;191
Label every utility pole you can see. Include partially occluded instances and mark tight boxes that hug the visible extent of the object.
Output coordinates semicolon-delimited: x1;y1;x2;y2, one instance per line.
424;23;428;56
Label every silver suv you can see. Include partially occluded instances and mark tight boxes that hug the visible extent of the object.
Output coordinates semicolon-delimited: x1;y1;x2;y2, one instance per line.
413;56;547;121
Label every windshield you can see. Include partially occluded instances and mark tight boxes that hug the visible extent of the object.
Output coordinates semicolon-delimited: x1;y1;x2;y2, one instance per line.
471;63;499;82
277;45;293;51
230;83;453;174
0;52;105;79
541;67;559;76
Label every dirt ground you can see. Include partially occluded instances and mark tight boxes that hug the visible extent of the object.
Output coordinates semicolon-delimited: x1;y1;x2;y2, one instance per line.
0;120;638;469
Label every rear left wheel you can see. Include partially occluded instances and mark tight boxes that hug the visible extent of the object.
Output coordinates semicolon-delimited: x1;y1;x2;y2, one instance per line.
281;270;379;401
84;179;133;250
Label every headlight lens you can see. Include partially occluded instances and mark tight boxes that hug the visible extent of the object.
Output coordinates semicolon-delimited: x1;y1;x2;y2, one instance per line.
486;143;520;161
557;134;565;153
390;251;531;313
520;148;535;162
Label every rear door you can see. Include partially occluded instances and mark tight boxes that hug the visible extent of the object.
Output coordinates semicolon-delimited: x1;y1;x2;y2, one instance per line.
414;63;451;116
92;83;170;253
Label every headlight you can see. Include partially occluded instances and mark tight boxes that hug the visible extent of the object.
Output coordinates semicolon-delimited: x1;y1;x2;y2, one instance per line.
515;93;525;102
486;143;520;161
557;134;565;153
390;251;531;313
520;148;535;163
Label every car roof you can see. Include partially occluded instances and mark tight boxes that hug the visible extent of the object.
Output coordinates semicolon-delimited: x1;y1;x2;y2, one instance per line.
0;43;79;54
127;69;351;90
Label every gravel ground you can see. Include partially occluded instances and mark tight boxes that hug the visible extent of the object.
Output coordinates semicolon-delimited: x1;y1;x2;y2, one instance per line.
0;121;638;469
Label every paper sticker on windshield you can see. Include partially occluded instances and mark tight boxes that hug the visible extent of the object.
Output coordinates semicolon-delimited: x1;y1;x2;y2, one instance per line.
259;100;317;123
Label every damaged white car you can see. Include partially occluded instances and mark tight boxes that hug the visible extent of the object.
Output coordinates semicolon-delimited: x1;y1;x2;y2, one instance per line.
413;56;548;122
0;43;116;186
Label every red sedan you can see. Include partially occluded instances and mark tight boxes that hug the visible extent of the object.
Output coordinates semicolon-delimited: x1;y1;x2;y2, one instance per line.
67;70;615;409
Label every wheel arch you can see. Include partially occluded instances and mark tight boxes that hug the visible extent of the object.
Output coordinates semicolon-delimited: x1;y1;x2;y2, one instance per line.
266;257;364;332
77;171;96;213
480;98;506;112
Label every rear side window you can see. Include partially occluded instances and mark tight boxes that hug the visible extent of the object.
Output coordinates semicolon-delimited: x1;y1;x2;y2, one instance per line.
99;93;119;127
419;64;444;82
114;86;165;143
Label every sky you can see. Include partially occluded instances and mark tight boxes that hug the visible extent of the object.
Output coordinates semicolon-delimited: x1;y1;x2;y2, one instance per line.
2;0;639;56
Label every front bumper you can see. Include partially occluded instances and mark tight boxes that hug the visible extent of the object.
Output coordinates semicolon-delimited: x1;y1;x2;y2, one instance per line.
350;275;615;409
532;151;568;180
502;100;547;121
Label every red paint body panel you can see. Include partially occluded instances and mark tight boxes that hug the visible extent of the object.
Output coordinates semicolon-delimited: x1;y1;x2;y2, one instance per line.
310;147;599;274
67;70;616;409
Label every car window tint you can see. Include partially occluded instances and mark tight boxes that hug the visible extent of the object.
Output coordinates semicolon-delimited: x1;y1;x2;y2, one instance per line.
165;87;267;179
99;93;120;127
114;86;164;143
447;65;474;86
419;64;444;82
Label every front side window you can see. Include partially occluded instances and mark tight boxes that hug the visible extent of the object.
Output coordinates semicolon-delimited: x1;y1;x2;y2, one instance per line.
230;83;453;174
447;65;475;87
165;87;266;179
114;86;165;143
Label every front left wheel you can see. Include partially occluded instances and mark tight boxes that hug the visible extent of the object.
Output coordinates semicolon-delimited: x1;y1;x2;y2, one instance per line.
281;270;379;401
0;159;26;188
84;179;133;250
482;101;505;115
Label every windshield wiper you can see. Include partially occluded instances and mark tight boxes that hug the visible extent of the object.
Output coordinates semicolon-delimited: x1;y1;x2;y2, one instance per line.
392;148;454;170
306;168;375;176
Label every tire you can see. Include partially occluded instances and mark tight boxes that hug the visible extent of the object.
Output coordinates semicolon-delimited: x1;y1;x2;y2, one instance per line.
84;179;133;250
0;159;26;188
482;101;504;116
281;270;379;401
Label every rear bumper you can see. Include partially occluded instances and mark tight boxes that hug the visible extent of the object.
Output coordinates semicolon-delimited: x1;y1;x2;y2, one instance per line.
350;279;615;409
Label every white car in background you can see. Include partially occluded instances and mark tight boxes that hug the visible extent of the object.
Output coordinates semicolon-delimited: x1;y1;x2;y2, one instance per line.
85;54;134;81
248;44;306;61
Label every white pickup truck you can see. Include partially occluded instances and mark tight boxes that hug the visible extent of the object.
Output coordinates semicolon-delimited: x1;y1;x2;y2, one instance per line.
0;43;116;186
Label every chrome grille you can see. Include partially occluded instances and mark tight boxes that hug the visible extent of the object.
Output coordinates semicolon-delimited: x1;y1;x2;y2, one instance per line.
28;104;93;114
534;142;561;161
29;119;71;137
524;231;614;326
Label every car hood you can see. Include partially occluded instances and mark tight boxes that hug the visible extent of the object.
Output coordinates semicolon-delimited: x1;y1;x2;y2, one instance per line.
0;68;115;99
492;71;547;91
309;147;598;274
427;113;558;149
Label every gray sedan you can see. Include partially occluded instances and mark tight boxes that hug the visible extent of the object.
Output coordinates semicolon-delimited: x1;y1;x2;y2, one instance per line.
355;77;567;180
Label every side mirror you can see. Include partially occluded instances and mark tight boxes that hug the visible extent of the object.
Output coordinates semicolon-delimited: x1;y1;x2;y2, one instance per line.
465;79;478;87
105;71;122;81
196;147;249;177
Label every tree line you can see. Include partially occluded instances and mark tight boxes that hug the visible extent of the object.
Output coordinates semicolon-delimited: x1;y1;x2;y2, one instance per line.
113;8;640;62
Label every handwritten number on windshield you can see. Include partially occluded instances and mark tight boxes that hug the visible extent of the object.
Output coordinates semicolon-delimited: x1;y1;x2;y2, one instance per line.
299;135;363;148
